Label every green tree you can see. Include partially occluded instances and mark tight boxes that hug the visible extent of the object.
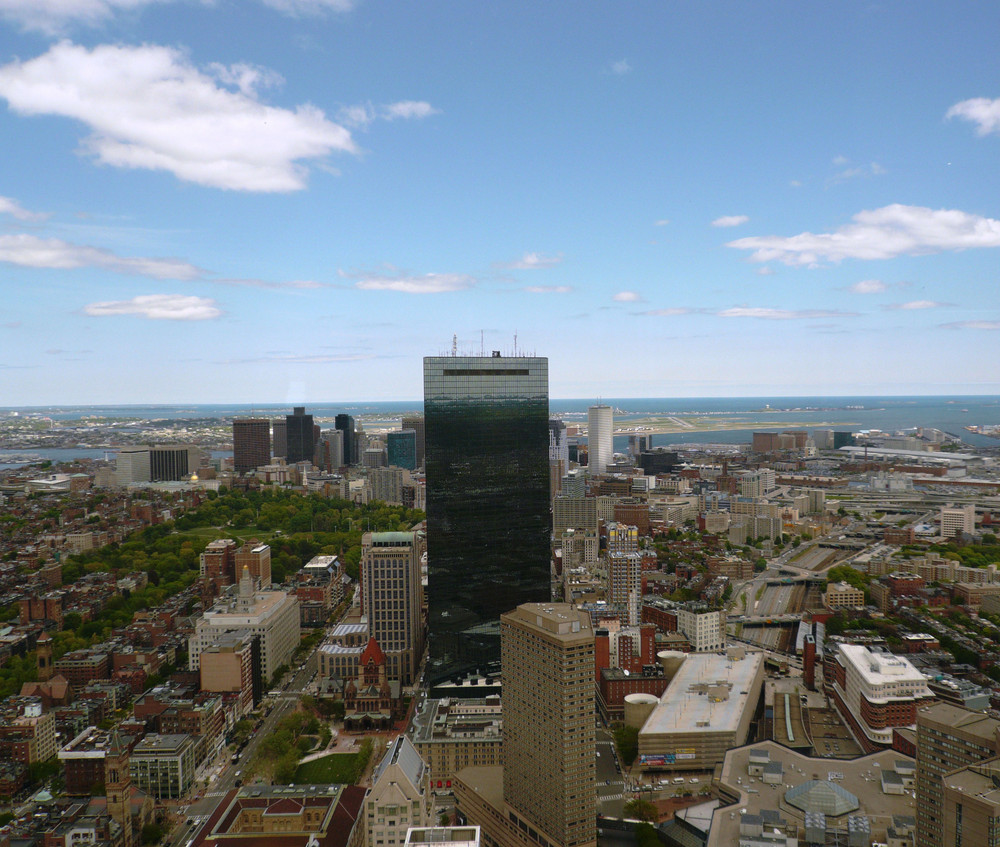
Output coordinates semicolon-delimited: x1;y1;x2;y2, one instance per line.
613;724;639;766
635;823;660;847
141;824;164;845
624;798;658;823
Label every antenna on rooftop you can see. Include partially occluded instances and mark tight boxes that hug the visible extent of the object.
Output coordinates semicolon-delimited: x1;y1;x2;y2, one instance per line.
452;334;457;357
481;330;484;357
513;331;518;356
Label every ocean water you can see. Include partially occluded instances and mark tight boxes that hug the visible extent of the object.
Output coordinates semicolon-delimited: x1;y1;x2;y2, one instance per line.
2;395;999;467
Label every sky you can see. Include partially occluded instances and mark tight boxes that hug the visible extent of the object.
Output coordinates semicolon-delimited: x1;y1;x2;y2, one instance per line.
1;1;999;405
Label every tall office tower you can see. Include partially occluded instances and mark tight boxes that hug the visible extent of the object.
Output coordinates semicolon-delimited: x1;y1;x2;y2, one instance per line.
402;414;426;467
272;419;287;459
335;413;356;466
232;418;271;474
587;404;613;476
361;531;425;685
916;702;1000;847
387;429;418;470
501;603;596;847
607;552;642;626
423;354;550;685
316;428;344;471
285;406;316;464
548;418;568;498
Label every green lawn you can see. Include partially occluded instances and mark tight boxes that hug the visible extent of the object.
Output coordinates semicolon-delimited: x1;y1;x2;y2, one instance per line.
179;526;270;541
294;753;359;784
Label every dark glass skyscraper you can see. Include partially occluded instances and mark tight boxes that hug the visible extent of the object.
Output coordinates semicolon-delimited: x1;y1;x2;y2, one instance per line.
423;355;550;686
335;414;356;466
285;406;315;464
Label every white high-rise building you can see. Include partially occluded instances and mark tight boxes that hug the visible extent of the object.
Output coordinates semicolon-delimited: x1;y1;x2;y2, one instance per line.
940;505;975;539
587;404;613;476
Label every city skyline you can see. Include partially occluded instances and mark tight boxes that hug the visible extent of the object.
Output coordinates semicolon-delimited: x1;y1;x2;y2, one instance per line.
1;3;999;404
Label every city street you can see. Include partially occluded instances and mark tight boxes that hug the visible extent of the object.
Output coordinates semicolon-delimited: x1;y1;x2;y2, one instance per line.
166;649;320;847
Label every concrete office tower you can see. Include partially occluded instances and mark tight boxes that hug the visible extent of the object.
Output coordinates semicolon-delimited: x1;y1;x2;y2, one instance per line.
316;428;344;471
916;703;1000;847
362;532;425;686
402;414;426;467
335;414;356;465
232;418;271;474
423;355;549;686
285;406;315;464
388;429;418;470
501;603;596;847
587;404;613;476
271;418;287;459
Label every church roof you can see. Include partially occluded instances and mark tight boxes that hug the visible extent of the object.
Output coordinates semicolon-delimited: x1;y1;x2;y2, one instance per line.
360;637;385;665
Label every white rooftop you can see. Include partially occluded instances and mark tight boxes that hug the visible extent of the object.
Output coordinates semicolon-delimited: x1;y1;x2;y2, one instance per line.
641;651;763;737
838;644;928;686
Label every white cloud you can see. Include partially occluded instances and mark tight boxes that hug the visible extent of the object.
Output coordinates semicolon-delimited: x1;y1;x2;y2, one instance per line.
942;320;1000;331
727;204;1000;266
258;0;354;14
849;279;888;294
947;97;1000;136
0;0;167;33
84;294;221;320
0;195;49;222
828;160;887;184
338;100;439;129
502;252;563;270
884;300;951;310
712;215;749;228
382;100;439;121
0;42;358;192
349;270;474;294
613;291;641;302
524;285;572;294
757;266;775;276
640;308;689;316
0;233;202;279
832;155;849;166
0;0;353;32
716;307;857;320
654;219;670;226
610;59;631;75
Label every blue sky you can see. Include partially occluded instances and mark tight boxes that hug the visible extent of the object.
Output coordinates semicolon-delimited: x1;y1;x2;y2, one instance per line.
1;1;998;404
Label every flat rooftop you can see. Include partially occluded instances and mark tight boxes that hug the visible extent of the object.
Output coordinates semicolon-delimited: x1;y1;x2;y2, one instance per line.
837;644;928;687
709;740;917;847
641;651;763;737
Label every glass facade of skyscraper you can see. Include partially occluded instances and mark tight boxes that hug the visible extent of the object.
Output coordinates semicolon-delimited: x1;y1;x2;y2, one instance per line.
387;429;417;471
423;355;550;686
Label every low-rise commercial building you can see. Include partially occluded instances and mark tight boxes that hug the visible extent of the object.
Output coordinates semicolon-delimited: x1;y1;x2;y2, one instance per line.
637;649;764;771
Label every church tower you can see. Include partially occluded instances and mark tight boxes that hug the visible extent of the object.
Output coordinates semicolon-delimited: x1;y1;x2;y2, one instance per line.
105;730;133;847
36;632;53;682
